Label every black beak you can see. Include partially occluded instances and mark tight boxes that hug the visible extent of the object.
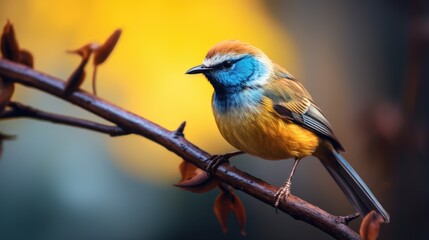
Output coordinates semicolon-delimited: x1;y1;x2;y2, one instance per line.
185;65;212;74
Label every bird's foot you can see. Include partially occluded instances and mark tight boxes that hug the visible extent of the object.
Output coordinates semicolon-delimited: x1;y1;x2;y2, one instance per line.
274;179;292;210
206;151;244;175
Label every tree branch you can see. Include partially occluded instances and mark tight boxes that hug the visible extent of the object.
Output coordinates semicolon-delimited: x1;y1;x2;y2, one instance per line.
0;101;129;136
0;59;360;240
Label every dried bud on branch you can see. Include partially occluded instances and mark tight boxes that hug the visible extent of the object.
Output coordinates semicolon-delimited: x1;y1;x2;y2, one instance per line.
360;211;384;240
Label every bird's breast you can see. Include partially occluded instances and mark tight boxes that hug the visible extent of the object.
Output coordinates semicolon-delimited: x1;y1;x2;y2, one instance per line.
213;95;319;160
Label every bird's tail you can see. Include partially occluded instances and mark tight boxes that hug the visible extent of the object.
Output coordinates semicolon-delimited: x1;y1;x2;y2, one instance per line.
316;145;390;223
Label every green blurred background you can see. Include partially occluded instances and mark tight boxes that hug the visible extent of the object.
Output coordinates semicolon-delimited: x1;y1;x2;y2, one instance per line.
0;0;428;239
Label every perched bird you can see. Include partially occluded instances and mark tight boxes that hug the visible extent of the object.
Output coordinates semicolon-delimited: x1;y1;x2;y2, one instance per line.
186;40;390;223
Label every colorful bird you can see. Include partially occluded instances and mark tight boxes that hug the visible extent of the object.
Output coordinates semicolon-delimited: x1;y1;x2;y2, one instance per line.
186;40;390;223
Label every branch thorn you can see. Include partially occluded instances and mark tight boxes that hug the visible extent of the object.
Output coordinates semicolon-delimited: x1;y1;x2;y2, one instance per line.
174;121;186;138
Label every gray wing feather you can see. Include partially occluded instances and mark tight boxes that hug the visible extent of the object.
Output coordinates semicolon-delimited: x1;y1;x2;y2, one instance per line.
273;102;345;151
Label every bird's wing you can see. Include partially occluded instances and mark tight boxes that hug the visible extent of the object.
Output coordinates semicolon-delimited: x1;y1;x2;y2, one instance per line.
264;78;344;151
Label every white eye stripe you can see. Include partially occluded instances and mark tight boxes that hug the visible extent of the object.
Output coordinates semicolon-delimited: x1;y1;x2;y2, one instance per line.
203;53;245;67
203;52;274;86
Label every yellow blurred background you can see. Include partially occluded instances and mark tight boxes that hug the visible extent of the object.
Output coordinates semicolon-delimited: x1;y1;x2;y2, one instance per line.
1;1;427;240
2;0;296;182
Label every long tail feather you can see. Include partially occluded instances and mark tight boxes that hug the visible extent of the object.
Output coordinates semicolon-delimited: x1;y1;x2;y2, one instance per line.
318;148;390;223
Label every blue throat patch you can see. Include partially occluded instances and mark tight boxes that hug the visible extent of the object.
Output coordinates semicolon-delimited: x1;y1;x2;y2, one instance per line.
213;87;264;114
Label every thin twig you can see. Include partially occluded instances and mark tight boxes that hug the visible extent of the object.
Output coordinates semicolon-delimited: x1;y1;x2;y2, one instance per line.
0;59;360;240
0;101;129;136
336;212;361;225
92;66;97;95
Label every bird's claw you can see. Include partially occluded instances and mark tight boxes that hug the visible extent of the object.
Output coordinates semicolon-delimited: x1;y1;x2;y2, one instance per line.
205;151;244;176
274;180;292;211
205;154;229;175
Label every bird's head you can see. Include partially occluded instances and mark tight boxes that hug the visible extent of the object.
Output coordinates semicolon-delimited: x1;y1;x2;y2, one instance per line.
186;40;273;94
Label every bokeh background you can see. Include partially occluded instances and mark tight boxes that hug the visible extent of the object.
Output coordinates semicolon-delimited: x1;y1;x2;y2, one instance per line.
0;0;428;239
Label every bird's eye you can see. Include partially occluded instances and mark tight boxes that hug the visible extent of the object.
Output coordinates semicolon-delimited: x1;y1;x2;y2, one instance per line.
222;60;233;69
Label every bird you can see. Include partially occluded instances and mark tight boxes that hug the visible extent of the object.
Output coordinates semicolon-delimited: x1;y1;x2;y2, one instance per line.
186;40;390;223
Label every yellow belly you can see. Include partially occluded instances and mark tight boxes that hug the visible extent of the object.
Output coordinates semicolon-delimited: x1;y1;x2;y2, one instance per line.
213;99;319;160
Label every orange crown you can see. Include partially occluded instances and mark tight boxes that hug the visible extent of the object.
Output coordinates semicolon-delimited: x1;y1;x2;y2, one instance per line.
205;40;266;59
